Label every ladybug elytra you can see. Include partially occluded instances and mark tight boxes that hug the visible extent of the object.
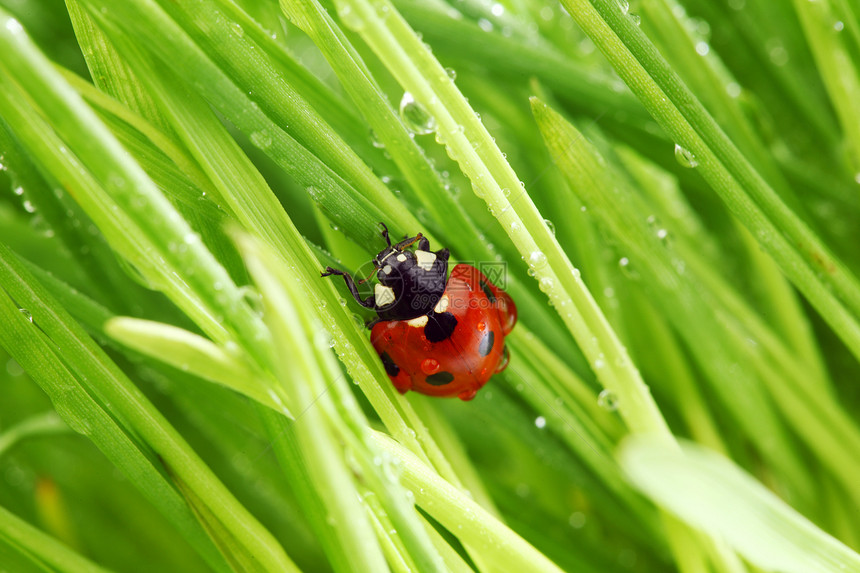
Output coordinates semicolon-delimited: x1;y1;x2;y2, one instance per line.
322;223;517;400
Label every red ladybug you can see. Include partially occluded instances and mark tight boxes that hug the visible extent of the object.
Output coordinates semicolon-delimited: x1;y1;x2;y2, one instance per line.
322;223;517;400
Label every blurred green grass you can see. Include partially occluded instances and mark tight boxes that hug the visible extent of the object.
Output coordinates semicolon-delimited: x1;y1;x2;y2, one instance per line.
1;0;860;571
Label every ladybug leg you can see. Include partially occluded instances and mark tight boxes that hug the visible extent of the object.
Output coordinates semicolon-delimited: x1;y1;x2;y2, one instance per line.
378;222;392;246
394;233;423;250
365;316;382;329
321;267;377;309
416;236;430;251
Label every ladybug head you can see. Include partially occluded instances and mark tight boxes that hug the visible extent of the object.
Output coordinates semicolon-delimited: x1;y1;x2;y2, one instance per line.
368;223;450;321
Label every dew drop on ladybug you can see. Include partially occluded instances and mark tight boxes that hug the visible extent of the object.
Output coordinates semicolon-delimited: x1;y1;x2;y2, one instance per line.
421;358;441;375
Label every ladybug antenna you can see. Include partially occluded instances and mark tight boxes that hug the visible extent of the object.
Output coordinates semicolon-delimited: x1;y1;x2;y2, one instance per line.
378;222;391;247
358;266;379;285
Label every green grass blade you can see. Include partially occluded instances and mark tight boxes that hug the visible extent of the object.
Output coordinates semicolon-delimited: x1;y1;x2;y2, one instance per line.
104;317;292;417
620;437;860;573
0;247;231;572
0;412;70;458
372;430;565;573
0;9;267;357
791;0;860;172
240;233;446;573
556;0;860;362
531;98;813;499
0;502;110;573
334;0;672;441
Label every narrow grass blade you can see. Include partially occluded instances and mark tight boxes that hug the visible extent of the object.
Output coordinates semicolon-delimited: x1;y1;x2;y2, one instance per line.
0;242;296;571
531;97;813;500
239;233;447;573
372;430;565;573
0;412;69;458
555;0;860;363
334;0;673;443
0;502;110;573
104;317;293;417
620;437;860;573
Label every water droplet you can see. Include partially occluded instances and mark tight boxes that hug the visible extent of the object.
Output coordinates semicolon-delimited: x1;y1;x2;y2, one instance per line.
543;219;556;235
13;186;23;196
617;0;629;15
538;277;554;293
444;67;457;81
766;39;789;66
31;216;53;237
6;359;24;377
231;23;245;37
510;221;521;232
534;416;546;429
420;358;441;375
250;130;272;149
477;18;493;32
597;389;619;411
726;82;741;98
834;21;844;32
674;144;698;168
19;308;32;322
337;3;364;30
22;200;36;213
399;92;436;135
370;129;385;149
629;13;641;26
569;512;586;528
527;251;547;270
695;41;709;56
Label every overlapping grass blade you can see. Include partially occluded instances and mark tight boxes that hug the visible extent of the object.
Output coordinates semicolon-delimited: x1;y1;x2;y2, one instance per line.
0;245;261;572
556;0;860;363
621;437;860;573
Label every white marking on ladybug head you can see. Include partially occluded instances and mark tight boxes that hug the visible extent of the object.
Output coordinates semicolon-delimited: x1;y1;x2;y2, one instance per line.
396;253;407;262
433;294;449;314
407;315;429;327
382;264;392;275
375;284;396;307
415;250;437;271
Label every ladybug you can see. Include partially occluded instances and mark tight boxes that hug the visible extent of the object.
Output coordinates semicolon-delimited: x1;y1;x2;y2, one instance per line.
322;223;516;400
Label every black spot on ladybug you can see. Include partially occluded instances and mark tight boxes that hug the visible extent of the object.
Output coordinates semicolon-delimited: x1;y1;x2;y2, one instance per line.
425;371;454;385
425;312;458;342
380;352;400;377
479;331;495;357
480;280;496;303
